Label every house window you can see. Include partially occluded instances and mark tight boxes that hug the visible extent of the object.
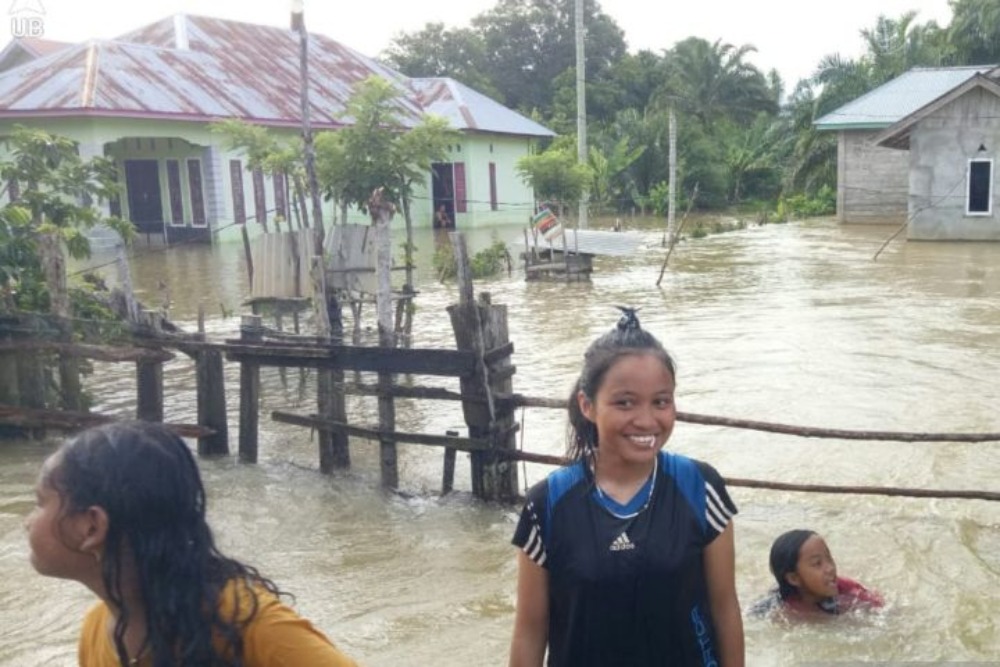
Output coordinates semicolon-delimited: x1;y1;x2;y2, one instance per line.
967;159;993;215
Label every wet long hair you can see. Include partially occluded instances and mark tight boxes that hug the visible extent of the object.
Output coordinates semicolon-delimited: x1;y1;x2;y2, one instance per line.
769;529;817;599
566;307;675;460
47;421;282;667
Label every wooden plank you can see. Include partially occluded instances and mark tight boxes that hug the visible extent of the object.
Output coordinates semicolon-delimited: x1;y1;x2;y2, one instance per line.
483;341;514;365
224;343;476;377
0;341;174;363
0;404;212;439
271;411;499;451
489;364;517;383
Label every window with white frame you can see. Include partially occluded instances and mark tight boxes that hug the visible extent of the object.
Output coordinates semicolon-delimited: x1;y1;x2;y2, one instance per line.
966;158;993;215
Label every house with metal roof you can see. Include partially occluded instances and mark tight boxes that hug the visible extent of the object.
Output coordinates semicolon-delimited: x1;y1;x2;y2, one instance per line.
0;14;554;244
815;66;992;227
871;72;1000;240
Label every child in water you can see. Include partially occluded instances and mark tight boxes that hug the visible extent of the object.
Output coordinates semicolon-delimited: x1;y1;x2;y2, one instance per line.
751;529;884;617
24;421;358;666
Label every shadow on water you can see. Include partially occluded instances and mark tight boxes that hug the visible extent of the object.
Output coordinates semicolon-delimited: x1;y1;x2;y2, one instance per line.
3;217;999;665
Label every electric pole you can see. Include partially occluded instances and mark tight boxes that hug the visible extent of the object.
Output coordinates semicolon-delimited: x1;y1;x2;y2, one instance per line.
575;0;588;229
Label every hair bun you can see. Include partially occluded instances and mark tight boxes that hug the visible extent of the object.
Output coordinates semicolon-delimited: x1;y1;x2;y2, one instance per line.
614;306;642;332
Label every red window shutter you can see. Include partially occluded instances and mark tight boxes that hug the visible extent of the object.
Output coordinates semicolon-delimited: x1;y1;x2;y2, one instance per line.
230;160;246;224
166;160;183;225
489;162;498;211
454;162;467;213
253;168;267;224
187;160;206;227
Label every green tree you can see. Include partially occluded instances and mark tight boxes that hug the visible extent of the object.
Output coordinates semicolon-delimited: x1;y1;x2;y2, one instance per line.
316;77;457;284
587;138;645;213
947;0;1000;64
381;23;501;100
211;119;311;227
471;0;626;113
0;127;132;314
516;145;592;216
657;37;778;130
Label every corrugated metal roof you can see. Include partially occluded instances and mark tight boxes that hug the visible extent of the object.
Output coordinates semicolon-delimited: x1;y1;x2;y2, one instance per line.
511;229;643;257
410;78;555;138
0;14;553;138
814;66;995;130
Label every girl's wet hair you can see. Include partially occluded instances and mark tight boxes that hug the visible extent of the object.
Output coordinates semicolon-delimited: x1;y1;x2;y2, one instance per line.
48;421;280;667
769;529;817;599
566;307;675;460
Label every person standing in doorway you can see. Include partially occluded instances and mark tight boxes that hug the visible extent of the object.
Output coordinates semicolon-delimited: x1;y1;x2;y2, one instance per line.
509;308;744;667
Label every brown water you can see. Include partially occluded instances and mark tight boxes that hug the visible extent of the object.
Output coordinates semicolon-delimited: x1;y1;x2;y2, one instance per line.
1;217;998;665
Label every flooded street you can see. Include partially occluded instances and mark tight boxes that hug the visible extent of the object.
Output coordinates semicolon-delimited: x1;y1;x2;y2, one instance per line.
1;217;998;665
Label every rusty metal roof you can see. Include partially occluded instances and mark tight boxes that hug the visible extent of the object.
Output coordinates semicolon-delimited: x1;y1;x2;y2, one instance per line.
0;14;553;137
410;78;554;138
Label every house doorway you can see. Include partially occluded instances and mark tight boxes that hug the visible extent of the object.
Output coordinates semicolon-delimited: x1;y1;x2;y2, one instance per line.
124;159;164;239
431;162;455;229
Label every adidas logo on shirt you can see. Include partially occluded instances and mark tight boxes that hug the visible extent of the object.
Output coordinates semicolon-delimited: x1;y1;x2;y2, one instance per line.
610;532;635;552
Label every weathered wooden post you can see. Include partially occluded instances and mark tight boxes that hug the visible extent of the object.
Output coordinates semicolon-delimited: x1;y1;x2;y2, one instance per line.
195;304;229;456
0;318;19;408
135;310;164;423
238;314;262;463
448;233;519;501
371;189;398;489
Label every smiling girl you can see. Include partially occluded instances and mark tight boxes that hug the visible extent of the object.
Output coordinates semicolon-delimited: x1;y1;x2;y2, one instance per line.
752;529;884;617
508;308;744;667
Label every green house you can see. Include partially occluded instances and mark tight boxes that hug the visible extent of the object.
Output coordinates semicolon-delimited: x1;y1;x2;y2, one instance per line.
0;15;554;245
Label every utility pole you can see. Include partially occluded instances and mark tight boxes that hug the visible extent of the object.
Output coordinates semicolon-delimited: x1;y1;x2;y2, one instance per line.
667;107;677;245
292;0;325;251
575;0;588;229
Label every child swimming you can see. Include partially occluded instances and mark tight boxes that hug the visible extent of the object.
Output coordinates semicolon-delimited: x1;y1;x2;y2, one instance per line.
751;529;884;617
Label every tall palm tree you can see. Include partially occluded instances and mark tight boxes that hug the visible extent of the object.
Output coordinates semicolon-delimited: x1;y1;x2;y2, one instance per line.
656;37;777;129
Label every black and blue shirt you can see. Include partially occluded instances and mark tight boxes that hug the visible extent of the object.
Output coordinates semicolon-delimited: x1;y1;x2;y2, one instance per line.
512;450;737;667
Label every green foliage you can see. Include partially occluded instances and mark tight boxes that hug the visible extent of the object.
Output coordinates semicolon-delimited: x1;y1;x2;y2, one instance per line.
433;238;511;282
776;185;837;220
316;76;458;215
516;147;592;212
0;126;133;314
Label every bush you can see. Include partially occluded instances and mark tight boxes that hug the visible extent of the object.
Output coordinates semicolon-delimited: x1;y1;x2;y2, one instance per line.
433;238;512;282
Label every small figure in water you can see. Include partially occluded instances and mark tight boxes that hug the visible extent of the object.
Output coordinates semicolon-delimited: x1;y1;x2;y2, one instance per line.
435;204;453;229
24;421;359;666
751;529;884;617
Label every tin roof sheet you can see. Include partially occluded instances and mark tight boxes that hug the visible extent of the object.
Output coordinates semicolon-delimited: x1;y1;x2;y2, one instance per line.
410;78;555;137
815;66;996;130
511;229;643;257
0;14;553;137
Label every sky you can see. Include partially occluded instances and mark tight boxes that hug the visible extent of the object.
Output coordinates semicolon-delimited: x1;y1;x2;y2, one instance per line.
3;0;956;88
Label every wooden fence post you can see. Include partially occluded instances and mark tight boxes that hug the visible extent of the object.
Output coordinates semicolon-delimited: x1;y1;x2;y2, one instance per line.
371;189;398;489
196;348;229;456
448;233;519;501
135;311;164;423
238;314;262;463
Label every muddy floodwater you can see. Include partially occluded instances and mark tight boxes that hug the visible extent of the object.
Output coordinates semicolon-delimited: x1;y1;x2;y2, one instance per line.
1;216;998;665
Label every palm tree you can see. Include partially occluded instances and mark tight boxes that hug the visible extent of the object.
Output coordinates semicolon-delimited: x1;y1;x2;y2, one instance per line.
656;37;778;129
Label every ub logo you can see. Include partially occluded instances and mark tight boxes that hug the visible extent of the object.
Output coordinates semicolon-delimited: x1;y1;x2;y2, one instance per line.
9;0;45;38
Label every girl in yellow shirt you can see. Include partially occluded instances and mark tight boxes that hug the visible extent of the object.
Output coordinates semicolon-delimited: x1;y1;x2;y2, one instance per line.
25;421;359;667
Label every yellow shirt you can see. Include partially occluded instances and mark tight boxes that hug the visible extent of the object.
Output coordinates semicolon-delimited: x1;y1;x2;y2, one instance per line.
77;580;359;666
